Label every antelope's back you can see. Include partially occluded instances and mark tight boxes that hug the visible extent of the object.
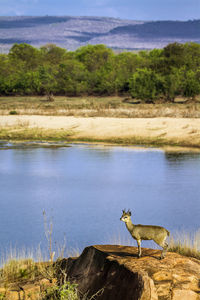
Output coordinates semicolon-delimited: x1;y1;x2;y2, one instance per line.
135;224;168;240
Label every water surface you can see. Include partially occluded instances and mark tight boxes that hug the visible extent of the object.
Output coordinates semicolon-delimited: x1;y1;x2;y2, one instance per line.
0;142;200;255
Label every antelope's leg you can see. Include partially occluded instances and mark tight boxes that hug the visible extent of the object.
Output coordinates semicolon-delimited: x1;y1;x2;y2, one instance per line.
160;241;168;259
137;239;141;258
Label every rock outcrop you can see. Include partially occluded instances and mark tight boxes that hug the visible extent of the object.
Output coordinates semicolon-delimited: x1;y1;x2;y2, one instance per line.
0;278;56;300
57;245;200;300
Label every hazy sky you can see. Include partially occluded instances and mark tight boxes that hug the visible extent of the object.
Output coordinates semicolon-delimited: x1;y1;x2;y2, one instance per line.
0;0;199;20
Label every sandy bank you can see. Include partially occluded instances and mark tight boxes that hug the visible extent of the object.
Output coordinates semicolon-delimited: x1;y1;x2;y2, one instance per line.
1;115;200;148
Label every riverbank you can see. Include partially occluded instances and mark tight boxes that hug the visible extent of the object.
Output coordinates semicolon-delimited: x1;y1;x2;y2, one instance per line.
0;115;200;149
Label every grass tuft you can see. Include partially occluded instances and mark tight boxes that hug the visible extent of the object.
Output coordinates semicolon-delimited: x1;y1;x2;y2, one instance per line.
0;126;74;141
0;258;37;283
168;230;200;259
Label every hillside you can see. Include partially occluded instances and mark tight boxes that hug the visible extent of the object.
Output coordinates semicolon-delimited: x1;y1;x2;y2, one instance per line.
0;16;199;52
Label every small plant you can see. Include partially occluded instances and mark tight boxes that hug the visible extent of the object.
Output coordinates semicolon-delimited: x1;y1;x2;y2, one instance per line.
9;110;18;115
43;281;79;300
0;293;6;300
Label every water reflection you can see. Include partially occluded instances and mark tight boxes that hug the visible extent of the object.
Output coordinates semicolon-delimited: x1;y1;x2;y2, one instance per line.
165;152;200;163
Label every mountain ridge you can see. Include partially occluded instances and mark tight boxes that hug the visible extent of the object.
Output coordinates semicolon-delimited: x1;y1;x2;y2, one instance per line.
0;16;199;53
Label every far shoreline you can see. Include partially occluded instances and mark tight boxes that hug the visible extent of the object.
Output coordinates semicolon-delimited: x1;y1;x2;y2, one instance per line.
1;140;200;154
0;115;200;151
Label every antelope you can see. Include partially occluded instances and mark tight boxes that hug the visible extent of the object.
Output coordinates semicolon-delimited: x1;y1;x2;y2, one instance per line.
120;209;170;259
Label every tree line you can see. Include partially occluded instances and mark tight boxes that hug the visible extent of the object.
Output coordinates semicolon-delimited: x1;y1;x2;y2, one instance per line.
0;42;200;101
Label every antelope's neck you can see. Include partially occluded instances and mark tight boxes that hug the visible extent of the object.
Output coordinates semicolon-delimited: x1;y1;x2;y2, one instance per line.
125;220;134;233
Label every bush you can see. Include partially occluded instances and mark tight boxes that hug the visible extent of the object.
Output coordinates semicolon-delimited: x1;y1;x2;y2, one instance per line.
9;110;18;115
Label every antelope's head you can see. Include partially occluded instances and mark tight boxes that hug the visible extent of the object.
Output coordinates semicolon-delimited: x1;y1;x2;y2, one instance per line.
120;209;131;223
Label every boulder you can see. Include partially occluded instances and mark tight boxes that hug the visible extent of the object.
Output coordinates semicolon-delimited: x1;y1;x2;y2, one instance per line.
57;245;200;300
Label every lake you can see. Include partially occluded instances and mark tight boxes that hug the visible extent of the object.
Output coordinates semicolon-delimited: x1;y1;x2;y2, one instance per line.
0;142;200;256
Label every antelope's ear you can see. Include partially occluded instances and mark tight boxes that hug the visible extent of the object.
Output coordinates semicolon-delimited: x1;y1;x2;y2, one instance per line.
128;209;131;216
122;209;125;213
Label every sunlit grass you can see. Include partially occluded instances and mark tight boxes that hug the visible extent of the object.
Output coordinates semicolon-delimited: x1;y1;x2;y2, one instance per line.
0;126;74;141
0;244;80;287
0;246;45;285
168;229;200;259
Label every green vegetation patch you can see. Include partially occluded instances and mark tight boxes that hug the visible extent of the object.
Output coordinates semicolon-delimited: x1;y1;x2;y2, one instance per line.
9;110;18;115
0;42;200;103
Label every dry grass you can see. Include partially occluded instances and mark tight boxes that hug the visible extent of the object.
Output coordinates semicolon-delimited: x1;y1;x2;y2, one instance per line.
0;247;45;286
0;126;74;141
0;258;38;284
0;245;80;295
0;96;200;118
168;230;200;260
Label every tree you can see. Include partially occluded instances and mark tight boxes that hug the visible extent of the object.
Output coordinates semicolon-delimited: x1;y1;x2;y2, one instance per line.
38;65;57;95
148;48;165;73
75;44;113;72
162;43;185;74
111;52;142;93
129;68;164;101
40;44;67;65
55;59;87;95
163;68;182;101
9;43;40;70
181;69;200;99
183;42;200;71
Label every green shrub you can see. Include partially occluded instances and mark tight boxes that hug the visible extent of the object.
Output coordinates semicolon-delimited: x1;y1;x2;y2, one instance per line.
9;110;18;115
42;281;79;300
